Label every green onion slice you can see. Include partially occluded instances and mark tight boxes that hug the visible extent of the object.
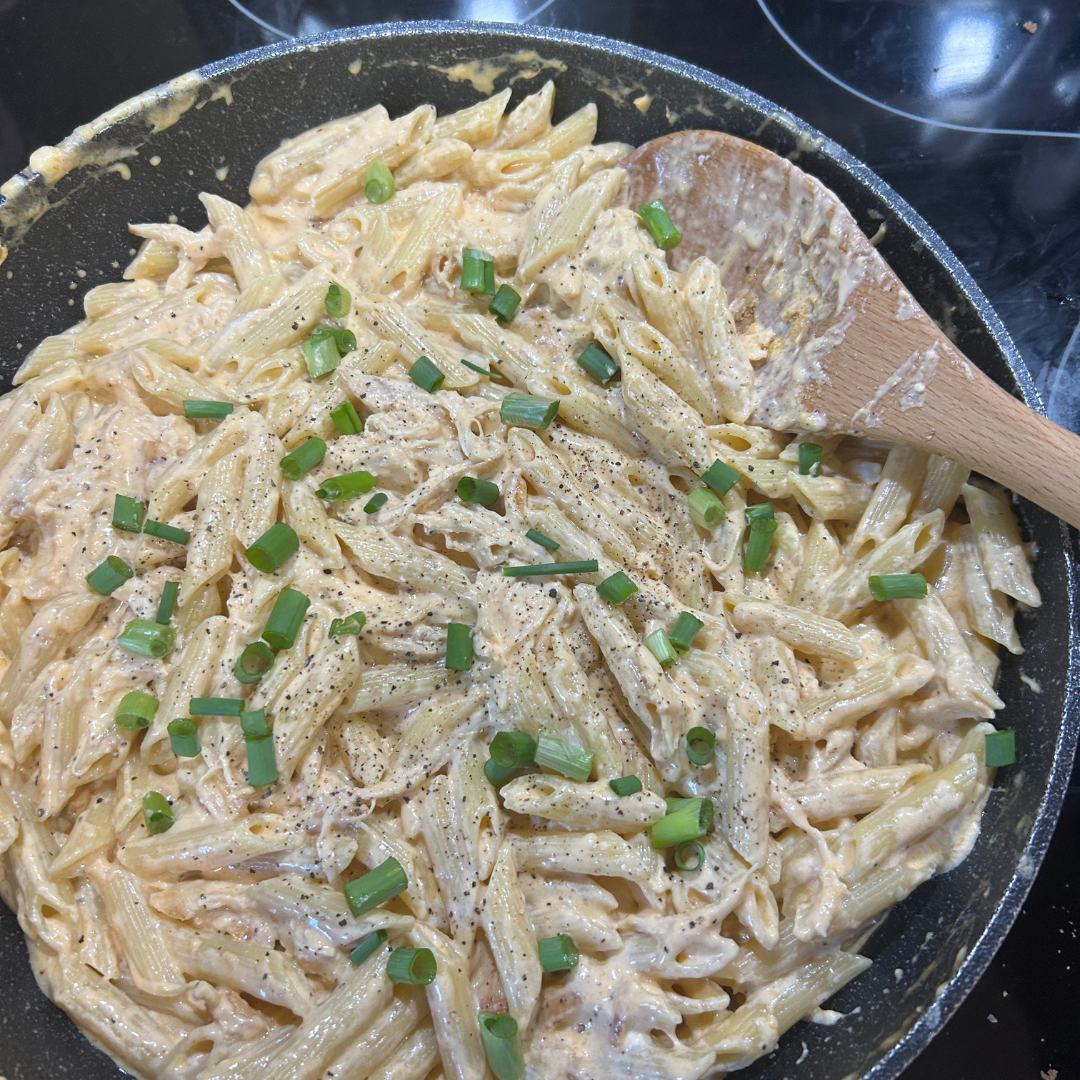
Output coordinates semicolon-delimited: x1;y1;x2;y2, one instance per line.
240;708;270;740
798;442;823;476
503;560;598;577
637;198;683;251
262;588;310;651
409;355;445;393
701;459;740;496
489;283;521;321
246;522;299;573
458;476;500;506
364;161;395;204
168;718;201;757
349;929;388;966
596;571;638;605
609;775;643;797
329;612;367;638
535;732;594;782
280;437;326;481
538;934;579;973
869;573;928;601
330;400;363;435
189;697;243;717
576;342;619;384
364;493;388;514
183;400;233;419
461;247;495;294
312;325;356;354
644;628;677;668
744;502;775;525
245;733;278;788
500;392;559;430
651;796;713;850
461;358;498;378
85;555;133;596
302;332;341;378
343;856;409;918
674;839;706;873
234;641;275;684
688;487;725;529
490;731;536;770
446;622;473;671
479;1011;525;1080
525;528;559;552
668;612;704;653
115;690;159;731
142;792;174;835
484;758;519;787
156;580;180;625
686;726;716;766
118;619;175;659
743;519;778;573
387;946;437;985
112;494;145;532
985;729;1016;767
143;519;190;545
316;471;375;501
325;282;352;318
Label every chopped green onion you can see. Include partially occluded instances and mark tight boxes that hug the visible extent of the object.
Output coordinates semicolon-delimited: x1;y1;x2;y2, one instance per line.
316;471;375;501
458;476;501;506
189;697;243;717
143;519;190;545
461;358;498;378
313;325;356;354
85;555;133;595
245;733;278;788
500;392;559;430
644;628;677;668
343;856;408;918
484;758;519;787
701;459;740;496
538;934;579;973
118;619;175;659
350;929;388;966
651;796;713;850
490;731;537;770
576;342;619;385
183;400;234;419
115;690;159;731
302;332;341;378
262;588;310;651
743;518;778;573
503;560;598;577
246;522;299;573
868;573;928;601
142;792;174;835
489;284;521;321
112;494;145;532
637;199;682;250
325;282;352;318
596;571;638;605
168;718;200;757
686;726;716;766
280;437;326;481
525;528;559;552
668;612;704;653
156;580;180;624
609;775;643;796
744;502;775;525
330;400;363;435
329;612;367;638
409;355;445;393
461;247;495;294
479;1011;525;1080
364;493;388;514
798;442;823;476
674;839;706;873
364;161;395;204
234;641;275;684
985;729;1016;767
688;487;725;529
387;946;437;985
446;622;473;671
240;708;270;739
535;732;594;782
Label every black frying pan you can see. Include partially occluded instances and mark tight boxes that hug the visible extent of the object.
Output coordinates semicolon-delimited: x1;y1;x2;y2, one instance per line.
0;21;1077;1080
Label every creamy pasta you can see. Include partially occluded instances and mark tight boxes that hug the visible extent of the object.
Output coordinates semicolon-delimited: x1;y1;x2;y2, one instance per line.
0;84;1039;1080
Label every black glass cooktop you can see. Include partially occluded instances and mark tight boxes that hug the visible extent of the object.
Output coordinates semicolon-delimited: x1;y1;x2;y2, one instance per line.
0;1;1077;1078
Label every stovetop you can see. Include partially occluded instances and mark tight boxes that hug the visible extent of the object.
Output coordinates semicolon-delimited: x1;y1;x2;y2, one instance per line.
0;1;1077;1077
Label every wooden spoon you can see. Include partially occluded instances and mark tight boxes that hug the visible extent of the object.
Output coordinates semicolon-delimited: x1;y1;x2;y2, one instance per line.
624;130;1080;528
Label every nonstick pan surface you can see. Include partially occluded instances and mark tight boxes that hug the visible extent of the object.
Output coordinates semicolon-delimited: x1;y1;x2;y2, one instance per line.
0;21;1077;1080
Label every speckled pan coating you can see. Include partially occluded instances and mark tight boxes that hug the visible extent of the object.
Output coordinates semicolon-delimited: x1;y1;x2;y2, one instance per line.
0;21;1076;1080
